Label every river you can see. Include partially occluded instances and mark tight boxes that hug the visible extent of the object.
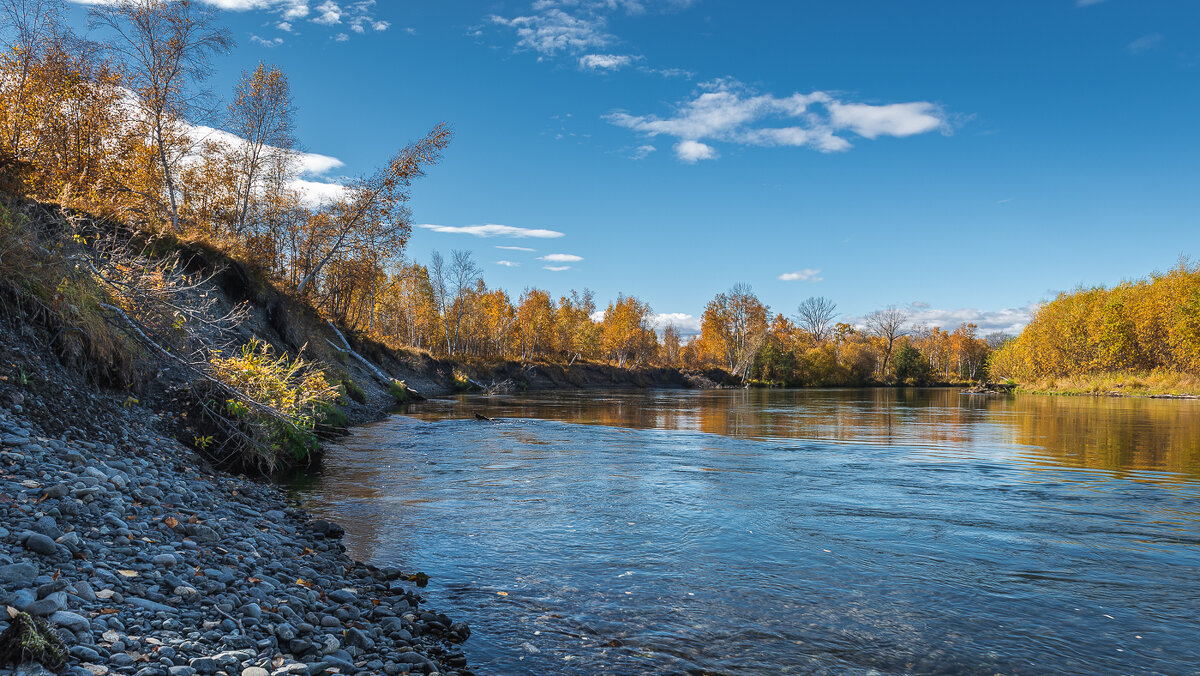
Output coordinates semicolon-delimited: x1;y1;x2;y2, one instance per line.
290;388;1200;674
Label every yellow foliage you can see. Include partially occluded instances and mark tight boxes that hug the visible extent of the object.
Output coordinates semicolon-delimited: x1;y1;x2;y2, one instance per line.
991;261;1200;382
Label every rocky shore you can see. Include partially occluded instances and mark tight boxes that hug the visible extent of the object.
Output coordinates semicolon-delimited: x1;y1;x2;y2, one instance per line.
0;404;472;676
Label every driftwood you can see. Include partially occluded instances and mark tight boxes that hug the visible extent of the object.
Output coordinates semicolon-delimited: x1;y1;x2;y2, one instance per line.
961;382;1017;395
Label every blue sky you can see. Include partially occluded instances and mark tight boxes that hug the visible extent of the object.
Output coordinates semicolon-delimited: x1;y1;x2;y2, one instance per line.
67;0;1200;334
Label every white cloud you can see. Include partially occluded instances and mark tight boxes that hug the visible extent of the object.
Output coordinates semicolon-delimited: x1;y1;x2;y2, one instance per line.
496;245;536;251
539;253;583;262
491;0;695;58
491;9;611;55
69;0;386;39
674;139;716;163
631;144;656;159
418;223;566;238
1076;0;1106;6
496;260;520;267
827;101;946;139
1127;33;1164;54
651;312;701;336
606;79;950;162
778;268;822;282
289;178;347;206
312;0;341;24
250;34;283;47
579;53;635;71
294;151;344;176
543;265;571;271
849;303;1035;335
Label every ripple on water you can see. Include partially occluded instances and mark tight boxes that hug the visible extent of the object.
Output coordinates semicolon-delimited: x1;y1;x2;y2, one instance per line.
292;389;1200;675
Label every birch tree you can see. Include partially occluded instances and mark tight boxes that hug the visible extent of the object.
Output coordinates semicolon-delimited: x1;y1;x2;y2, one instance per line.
228;62;295;237
90;0;233;232
295;123;452;296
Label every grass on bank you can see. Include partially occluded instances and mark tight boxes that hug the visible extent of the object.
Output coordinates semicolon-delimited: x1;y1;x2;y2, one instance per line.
1019;370;1200;397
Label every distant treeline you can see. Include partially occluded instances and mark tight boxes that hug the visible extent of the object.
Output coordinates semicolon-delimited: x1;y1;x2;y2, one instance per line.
990;261;1200;382
0;0;1005;386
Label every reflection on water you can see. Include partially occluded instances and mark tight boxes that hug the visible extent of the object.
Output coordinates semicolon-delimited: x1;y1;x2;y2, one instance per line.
408;389;1200;480
292;389;1200;675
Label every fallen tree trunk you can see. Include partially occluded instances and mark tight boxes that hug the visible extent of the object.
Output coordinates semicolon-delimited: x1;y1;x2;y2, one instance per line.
325;320;422;398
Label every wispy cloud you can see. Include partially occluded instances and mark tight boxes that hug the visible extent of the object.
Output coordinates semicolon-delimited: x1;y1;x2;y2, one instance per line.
419;224;566;238
543;265;571;271
496;245;537;252
539;253;583;263
491;0;696;59
491;8;611;55
1075;0;1106;6
607;79;950;162
579;53;636;71
631;144;657;159
778;268;822;282
67;0;389;40
496;260;520;267
1127;33;1164;54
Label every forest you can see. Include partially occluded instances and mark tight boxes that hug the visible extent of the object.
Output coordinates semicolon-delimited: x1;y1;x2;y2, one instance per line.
0;0;1007;390
989;261;1200;394
3;0;1193;402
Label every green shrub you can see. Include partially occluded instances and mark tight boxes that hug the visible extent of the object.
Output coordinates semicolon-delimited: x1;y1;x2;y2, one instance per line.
341;378;367;404
209;339;338;468
388;379;411;403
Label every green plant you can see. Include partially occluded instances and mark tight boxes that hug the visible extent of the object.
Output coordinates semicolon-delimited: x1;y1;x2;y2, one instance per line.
208;339;338;468
341;378;367;404
388;379;411;403
0;611;68;672
316;402;348;430
452;371;477;392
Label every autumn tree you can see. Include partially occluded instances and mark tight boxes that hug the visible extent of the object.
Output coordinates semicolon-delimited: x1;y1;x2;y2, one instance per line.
866;306;908;377
661;324;682;366
698;283;769;380
429;248;479;357
228;62;295;237
91;0;233;232
556;288;597;364
601;294;655;367
296;123;451;297
795;296;838;343
514;288;556;361
0;0;66;157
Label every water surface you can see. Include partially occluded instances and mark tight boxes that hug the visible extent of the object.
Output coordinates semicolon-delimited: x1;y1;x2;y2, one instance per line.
291;389;1200;674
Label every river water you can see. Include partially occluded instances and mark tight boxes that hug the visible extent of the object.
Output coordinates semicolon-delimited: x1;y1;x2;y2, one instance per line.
289;389;1200;675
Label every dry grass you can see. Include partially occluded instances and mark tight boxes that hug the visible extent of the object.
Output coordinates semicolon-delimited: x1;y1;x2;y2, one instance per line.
0;199;136;383
1021;371;1200;397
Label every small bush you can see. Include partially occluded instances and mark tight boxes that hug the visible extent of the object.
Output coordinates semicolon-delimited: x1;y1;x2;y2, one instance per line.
208;339;338;469
452;371;477;392
388;379;411;403
341;378;367;404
